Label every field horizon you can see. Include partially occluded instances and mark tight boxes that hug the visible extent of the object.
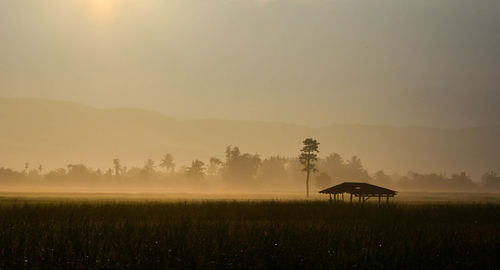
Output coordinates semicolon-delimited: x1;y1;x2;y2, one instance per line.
2;190;500;204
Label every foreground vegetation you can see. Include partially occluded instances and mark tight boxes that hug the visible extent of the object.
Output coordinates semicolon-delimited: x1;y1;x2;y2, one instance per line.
0;200;499;269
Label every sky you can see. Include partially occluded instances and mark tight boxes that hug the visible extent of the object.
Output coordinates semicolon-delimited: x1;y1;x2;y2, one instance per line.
1;0;499;128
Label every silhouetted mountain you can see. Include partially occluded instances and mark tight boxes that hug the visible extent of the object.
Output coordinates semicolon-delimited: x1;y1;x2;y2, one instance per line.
1;98;498;179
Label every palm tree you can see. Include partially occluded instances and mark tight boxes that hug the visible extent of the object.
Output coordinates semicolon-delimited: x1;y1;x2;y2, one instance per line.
113;158;121;177
141;158;156;178
24;162;29;175
160;154;175;174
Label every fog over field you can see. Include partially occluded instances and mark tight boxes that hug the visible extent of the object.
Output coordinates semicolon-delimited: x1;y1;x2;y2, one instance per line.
0;98;499;193
1;98;499;176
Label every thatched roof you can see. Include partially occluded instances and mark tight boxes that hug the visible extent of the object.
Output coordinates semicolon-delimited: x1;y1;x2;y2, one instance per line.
319;182;396;195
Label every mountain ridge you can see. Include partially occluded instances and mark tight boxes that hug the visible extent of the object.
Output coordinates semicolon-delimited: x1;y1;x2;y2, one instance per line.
0;98;498;179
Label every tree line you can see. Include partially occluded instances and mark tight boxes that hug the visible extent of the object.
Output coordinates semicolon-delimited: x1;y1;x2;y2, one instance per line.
0;141;499;192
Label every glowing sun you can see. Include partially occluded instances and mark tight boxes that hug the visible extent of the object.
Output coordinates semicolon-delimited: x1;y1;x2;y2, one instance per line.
88;0;117;16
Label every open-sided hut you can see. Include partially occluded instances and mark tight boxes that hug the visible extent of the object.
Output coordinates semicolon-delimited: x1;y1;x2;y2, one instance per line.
319;182;397;204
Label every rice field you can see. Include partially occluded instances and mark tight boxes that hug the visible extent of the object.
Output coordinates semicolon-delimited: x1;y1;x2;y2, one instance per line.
0;195;499;269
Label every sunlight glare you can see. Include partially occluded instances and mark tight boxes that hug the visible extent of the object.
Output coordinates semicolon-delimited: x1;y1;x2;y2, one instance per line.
88;0;117;17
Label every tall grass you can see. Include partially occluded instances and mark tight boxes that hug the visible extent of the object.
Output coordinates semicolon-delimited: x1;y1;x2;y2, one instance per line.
0;201;499;269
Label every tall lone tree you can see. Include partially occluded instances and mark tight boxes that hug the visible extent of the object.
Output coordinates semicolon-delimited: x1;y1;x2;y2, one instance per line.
299;138;320;198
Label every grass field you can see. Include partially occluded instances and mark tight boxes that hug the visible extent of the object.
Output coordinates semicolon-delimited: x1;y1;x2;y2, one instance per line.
0;194;499;269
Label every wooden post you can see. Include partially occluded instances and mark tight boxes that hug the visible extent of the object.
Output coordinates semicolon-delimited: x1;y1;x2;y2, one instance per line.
358;194;361;203
329;194;332;201
342;193;344;201
378;194;381;205
386;194;389;204
350;193;353;203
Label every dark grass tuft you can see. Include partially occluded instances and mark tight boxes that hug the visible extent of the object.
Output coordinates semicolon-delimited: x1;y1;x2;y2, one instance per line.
0;201;499;269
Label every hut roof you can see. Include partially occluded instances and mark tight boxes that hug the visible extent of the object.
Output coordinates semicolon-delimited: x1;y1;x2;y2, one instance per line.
319;182;396;195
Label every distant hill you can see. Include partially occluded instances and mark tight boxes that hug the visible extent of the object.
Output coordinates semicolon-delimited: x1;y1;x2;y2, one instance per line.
0;98;498;179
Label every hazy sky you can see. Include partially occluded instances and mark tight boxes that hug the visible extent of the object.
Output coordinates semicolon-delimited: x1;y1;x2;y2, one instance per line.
1;0;499;127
